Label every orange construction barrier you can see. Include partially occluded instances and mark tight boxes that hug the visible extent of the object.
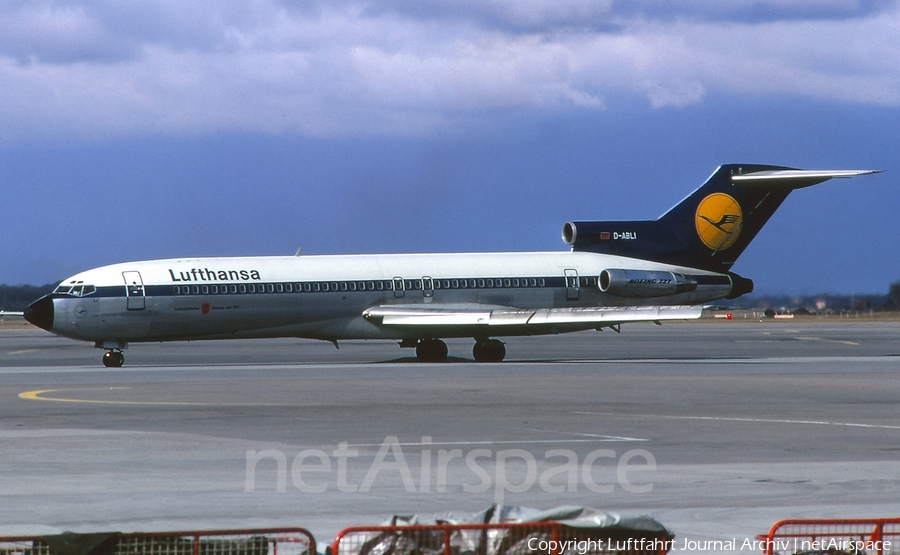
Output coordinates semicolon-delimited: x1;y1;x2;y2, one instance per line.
331;522;673;555
756;518;900;555
0;528;315;555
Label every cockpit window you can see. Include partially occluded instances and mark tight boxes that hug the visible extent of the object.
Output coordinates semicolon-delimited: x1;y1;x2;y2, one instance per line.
53;283;96;297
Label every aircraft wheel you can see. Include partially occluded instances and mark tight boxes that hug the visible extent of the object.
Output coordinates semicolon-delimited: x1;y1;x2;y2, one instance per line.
103;351;124;368
416;339;448;362
473;339;505;362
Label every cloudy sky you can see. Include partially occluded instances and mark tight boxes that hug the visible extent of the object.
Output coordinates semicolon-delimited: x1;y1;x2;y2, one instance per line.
2;0;897;294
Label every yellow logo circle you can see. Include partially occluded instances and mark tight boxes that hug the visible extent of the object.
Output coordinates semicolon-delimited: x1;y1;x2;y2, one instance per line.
695;193;742;250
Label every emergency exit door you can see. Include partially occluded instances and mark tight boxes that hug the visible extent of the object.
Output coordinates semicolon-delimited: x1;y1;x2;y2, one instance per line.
564;269;580;300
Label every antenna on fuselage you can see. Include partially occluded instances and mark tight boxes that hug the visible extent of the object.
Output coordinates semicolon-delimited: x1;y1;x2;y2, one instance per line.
295;247;303;256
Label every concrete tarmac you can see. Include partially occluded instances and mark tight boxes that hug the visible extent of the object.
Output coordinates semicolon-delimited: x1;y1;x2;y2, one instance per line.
2;320;899;553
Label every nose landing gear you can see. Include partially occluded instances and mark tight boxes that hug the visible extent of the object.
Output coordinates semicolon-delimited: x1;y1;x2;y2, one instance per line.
102;350;125;368
95;340;128;368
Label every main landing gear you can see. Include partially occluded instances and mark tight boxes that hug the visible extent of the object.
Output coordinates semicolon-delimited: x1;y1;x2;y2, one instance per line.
473;339;505;362
410;337;506;362
416;338;448;362
102;350;125;368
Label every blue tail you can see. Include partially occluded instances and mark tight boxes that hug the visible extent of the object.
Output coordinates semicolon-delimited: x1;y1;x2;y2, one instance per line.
562;164;879;273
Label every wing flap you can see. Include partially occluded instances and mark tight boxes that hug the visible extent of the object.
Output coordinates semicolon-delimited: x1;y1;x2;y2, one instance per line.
363;305;702;327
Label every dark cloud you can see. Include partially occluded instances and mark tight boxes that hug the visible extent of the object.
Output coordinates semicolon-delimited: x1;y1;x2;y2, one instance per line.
0;0;898;143
623;0;900;23
0;1;275;64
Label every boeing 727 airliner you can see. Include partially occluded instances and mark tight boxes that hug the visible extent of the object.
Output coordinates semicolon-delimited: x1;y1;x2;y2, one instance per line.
25;164;880;367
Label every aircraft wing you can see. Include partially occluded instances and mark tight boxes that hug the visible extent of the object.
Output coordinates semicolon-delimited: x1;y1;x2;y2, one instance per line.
363;304;702;328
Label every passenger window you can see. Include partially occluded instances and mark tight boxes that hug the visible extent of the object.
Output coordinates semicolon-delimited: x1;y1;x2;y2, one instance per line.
332;282;339;291
248;284;256;293
413;280;422;290
266;284;274;293
539;278;545;287
173;286;181;295
340;282;348;291
279;284;286;293
376;281;384;291
349;282;357;291
239;284;246;293
451;280;458;289
313;283;320;292
201;285;209;295
192;286;200;295
443;280;450;289
477;279;485;288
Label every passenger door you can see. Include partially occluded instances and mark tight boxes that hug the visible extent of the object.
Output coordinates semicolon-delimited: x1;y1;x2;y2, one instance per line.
123;271;146;310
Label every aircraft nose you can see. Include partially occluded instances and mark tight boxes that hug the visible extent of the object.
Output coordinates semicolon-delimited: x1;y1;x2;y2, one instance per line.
24;295;54;331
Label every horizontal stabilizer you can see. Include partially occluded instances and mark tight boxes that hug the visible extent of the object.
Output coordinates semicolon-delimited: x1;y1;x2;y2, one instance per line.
363;304;702;327
732;169;882;189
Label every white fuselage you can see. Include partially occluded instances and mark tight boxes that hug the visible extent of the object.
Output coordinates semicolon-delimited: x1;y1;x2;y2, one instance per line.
43;250;731;345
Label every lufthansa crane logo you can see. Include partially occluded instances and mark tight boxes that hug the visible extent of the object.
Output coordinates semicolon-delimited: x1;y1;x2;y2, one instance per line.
695;193;742;250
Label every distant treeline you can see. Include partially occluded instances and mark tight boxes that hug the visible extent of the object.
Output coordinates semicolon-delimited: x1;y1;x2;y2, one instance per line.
0;284;57;312
716;279;900;312
3;280;900;313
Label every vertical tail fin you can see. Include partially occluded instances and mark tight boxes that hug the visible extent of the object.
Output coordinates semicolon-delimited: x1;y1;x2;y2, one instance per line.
563;164;881;272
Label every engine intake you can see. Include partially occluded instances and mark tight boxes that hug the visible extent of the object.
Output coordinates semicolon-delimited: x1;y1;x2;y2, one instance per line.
562;222;578;245
599;269;697;298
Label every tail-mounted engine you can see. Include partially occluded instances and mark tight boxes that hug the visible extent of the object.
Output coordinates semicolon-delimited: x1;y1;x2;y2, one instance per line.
597;269;753;300
599;269;697;298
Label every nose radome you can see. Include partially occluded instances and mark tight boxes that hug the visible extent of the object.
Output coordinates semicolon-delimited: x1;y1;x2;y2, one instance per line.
24;296;54;331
